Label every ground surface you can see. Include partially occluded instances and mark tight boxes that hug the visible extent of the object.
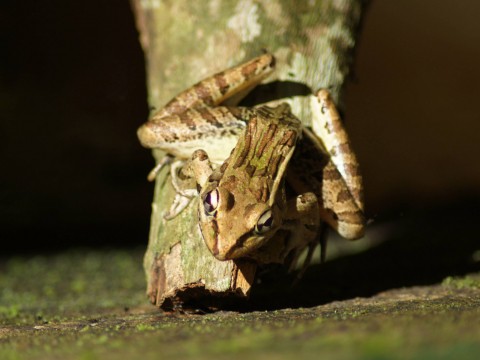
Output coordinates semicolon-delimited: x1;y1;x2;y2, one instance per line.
1;233;480;360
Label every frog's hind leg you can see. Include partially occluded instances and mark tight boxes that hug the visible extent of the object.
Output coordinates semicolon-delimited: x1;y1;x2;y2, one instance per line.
156;53;275;118
310;90;364;211
307;89;365;240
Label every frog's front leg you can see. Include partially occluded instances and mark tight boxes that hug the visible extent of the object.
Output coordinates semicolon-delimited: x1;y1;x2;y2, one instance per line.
282;192;322;271
164;150;214;219
162;160;195;220
147;155;174;182
308;89;365;239
245;191;321;269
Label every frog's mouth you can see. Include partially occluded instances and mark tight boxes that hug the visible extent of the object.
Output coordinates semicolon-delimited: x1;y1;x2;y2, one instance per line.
198;215;220;258
221;233;268;261
204;223;259;261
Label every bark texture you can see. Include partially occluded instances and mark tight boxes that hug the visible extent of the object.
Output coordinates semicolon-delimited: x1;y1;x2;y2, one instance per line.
131;0;366;309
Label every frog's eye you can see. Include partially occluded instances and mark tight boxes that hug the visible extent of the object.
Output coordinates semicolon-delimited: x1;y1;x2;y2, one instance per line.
255;209;274;234
203;189;219;216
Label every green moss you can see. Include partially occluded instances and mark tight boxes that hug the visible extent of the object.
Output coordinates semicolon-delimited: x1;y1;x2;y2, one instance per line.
135;323;155;332
0;248;146;326
1;284;480;360
442;274;480;289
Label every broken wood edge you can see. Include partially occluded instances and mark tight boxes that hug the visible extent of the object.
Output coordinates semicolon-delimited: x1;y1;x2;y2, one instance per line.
146;242;257;310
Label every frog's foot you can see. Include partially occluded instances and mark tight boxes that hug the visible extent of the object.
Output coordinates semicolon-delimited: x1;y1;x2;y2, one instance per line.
318;226;328;264
291;225;329;285
163;193;195;220
162;160;198;220
147;154;174;182
291;241;317;285
283;192;321;272
170;160;198;197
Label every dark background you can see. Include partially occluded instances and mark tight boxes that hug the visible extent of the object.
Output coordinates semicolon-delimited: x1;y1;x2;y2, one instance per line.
1;0;479;265
1;1;150;252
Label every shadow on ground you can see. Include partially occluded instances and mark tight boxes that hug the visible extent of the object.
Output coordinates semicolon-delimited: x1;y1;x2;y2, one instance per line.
245;198;480;311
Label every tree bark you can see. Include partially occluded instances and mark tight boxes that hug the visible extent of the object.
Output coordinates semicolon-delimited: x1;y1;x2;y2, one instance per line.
131;0;367;310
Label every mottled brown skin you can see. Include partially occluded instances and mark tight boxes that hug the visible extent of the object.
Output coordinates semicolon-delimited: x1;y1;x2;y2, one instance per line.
307;90;365;239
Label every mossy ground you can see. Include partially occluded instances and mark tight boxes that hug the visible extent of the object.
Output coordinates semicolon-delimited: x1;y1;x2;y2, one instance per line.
1;245;480;360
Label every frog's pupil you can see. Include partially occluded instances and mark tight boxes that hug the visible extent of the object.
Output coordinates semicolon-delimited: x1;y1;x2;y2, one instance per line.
204;189;219;215
256;209;273;233
260;218;272;231
263;215;273;227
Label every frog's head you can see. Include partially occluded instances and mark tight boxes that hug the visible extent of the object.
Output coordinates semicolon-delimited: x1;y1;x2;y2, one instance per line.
198;184;283;260
197;107;300;260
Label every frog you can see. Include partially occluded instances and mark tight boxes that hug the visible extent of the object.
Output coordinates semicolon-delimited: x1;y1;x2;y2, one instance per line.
178;103;322;269
137;53;365;268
